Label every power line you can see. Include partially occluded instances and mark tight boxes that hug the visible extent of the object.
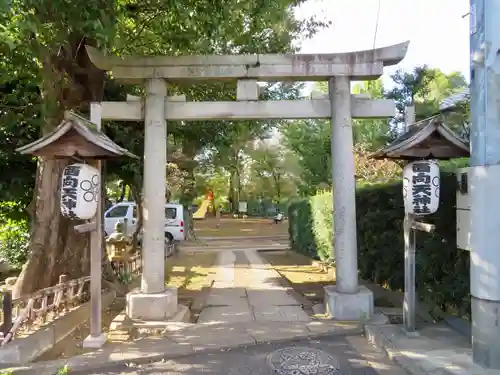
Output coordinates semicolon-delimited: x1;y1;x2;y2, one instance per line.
372;0;381;49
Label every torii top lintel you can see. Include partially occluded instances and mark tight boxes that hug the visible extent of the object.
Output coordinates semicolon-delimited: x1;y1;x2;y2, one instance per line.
86;41;409;83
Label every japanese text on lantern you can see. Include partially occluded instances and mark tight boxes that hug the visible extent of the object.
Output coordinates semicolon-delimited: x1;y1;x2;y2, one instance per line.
403;161;440;215
412;163;431;214
61;165;81;219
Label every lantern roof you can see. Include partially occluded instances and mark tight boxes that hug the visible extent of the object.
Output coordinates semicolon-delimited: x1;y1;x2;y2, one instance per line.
16;111;138;159
372;115;470;160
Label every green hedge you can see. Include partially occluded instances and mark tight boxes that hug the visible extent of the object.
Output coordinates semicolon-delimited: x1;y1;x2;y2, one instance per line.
288;173;470;318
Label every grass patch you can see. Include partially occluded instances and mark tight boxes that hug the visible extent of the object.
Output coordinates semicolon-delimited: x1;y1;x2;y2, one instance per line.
166;251;218;307
260;251;333;303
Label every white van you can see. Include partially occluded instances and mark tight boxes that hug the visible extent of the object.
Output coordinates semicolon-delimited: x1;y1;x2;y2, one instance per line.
104;202;186;242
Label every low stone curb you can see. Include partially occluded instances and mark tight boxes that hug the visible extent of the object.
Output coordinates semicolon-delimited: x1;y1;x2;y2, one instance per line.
196;235;288;241
364;323;499;375
180;245;290;253
365;324;428;375
0;290;116;366
7;321;363;375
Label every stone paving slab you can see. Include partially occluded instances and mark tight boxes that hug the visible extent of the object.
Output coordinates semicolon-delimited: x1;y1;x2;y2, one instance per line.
168;324;256;352
204;288;248;306
366;322;500;375
204;294;248;307
208;286;247;297
198;249;309;324
246;289;301;307
197;305;254;323
8;321;364;375
253;305;310;322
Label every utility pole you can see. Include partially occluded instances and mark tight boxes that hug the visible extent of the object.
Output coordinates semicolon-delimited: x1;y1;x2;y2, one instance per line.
469;0;500;368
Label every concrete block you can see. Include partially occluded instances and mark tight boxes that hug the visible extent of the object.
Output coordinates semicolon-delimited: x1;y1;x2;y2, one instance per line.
324;285;374;321
126;287;177;321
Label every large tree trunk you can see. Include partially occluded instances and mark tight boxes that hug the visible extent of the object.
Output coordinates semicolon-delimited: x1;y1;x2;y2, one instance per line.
228;167;241;213
272;172;281;202
14;158;91;297
179;140;198;206
14;36;110;297
227;175;234;212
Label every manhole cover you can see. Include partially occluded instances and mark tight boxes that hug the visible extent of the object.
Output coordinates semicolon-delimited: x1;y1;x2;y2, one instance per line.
267;346;340;374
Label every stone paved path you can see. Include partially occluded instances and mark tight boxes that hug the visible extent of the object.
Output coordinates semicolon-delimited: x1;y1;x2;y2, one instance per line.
86;334;409;374
197;249;310;324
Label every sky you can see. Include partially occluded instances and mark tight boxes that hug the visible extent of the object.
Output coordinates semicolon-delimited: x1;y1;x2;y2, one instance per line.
294;0;470;90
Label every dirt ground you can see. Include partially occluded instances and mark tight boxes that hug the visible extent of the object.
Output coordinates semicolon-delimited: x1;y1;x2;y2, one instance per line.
261;250;397;308
193;216;288;237
165;252;218;308
36;251;217;362
260;251;333;304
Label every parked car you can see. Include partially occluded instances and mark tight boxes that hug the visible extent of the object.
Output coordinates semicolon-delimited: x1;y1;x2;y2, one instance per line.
104;202;186;243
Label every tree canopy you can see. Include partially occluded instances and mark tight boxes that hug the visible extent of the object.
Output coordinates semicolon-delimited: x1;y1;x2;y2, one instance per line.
0;0;329;294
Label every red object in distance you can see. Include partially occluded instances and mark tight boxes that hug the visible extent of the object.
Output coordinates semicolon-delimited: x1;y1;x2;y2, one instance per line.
207;191;214;201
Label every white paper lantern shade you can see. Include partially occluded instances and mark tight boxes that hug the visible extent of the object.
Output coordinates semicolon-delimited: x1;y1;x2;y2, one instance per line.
60;163;100;220
402;161;440;216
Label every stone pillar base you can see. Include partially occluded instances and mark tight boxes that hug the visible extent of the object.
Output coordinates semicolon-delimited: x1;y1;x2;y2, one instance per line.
82;333;107;349
126;287;178;321
324;285;373;321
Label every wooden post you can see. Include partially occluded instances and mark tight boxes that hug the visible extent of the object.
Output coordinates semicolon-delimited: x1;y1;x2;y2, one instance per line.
403;213;417;334
82;103;106;349
2;290;12;337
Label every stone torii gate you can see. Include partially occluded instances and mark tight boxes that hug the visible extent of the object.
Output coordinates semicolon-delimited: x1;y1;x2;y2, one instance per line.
86;41;409;324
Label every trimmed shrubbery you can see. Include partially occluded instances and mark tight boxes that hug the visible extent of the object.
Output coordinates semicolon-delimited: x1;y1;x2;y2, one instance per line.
288;172;470;318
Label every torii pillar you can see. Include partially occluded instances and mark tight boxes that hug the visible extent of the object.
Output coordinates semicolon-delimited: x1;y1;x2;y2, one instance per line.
86;41;409;321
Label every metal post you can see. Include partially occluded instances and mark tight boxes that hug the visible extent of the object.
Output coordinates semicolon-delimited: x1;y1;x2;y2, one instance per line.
469;0;500;368
82;102;106;348
403;214;417;334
